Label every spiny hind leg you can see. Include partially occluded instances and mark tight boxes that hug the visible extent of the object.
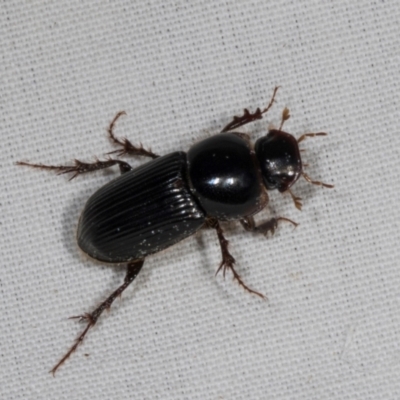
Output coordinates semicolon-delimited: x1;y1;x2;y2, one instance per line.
50;259;145;375
17;158;133;179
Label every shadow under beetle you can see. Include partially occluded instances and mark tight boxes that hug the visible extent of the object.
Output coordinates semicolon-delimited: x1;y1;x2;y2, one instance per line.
18;87;333;374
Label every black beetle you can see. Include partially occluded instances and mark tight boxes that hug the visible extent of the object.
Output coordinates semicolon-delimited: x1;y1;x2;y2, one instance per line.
18;87;333;374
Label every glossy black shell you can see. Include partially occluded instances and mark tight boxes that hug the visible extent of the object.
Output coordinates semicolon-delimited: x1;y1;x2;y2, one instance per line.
255;130;302;192
187;133;266;220
77;152;206;263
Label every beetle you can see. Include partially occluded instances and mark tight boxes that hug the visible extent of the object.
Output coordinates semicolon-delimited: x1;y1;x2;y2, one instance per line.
17;87;333;374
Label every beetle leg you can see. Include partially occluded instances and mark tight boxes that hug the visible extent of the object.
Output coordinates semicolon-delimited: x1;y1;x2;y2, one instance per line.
17;158;132;179
221;86;279;132
240;215;298;236
207;218;265;299
286;189;303;210
50;259;144;375
107;111;159;158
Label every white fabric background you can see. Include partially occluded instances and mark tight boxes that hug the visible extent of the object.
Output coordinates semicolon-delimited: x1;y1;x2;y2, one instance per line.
1;1;400;399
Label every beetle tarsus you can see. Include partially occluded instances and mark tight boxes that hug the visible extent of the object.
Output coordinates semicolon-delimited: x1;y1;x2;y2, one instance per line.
287;189;303;210
50;259;144;376
108;111;159;158
221;86;279;132
240;216;298;236
209;218;265;299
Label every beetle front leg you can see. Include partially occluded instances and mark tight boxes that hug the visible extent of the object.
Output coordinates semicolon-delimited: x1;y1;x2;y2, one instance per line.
50;258;144;375
107;111;160;158
221;86;279;132
286;189;303;210
207;218;265;299
240;215;298;236
17;158;132;179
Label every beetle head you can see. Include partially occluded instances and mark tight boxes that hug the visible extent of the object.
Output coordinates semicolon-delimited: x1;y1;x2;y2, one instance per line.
255;129;302;192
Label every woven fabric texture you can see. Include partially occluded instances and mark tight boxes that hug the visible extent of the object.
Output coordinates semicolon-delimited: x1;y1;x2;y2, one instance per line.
1;2;400;399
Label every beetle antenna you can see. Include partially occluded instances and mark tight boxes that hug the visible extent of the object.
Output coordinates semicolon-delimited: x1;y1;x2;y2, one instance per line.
302;172;334;188
297;132;327;143
278;107;290;131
